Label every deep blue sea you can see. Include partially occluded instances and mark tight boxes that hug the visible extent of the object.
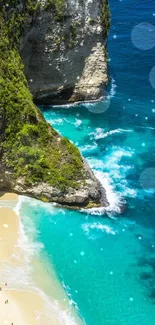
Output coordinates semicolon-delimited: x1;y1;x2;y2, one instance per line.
20;1;155;324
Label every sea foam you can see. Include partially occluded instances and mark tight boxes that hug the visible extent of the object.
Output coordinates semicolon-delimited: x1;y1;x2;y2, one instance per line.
82;145;136;215
3;197;84;325
82;222;116;236
94;128;132;140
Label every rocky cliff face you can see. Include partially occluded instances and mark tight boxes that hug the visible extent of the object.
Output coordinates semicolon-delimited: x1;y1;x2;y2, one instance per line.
0;7;109;209
21;0;110;104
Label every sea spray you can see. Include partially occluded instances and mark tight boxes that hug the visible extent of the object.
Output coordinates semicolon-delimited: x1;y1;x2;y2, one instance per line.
82;222;116;236
93;128;133;140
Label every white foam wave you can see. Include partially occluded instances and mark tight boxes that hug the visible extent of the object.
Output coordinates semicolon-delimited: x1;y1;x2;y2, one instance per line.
94;128;132;140
81;78;117;110
13;194;23;214
80;142;98;153
13;196;44;265
137;126;155;130
109;77;117;98
82;222;116;235
45;117;63;125
0;197;38;287
33;285;83;325
91;170;123;215
74;119;83;128
62;281;79;311
49;78;117;112
53;118;64;125
51;102;80;109
64;118;75;125
118;185;137;198
82;146;136;215
0;275;82;325
2;197;83;325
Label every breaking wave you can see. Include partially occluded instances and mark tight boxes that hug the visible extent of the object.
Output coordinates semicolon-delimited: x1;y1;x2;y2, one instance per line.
93;128;133;140
81;145;136;216
82;222;116;236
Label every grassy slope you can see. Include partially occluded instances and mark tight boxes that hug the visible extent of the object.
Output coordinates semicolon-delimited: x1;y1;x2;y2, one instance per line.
0;13;84;192
0;0;110;198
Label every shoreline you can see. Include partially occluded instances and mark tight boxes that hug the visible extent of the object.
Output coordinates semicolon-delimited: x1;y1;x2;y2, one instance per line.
0;192;18;201
0;192;84;325
0;188;109;211
39;96;104;109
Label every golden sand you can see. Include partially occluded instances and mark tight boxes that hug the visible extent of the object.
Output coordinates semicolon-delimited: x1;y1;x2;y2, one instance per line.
0;194;58;325
0;193;83;325
0;192;18;201
0;285;61;325
0;207;19;260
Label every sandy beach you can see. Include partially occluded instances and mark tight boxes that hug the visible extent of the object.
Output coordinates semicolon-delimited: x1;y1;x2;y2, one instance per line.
0;193;68;325
0;193;53;325
0;192;18;201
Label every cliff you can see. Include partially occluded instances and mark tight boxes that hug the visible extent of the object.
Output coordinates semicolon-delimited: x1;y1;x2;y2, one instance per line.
0;0;109;208
20;0;110;104
0;5;109;208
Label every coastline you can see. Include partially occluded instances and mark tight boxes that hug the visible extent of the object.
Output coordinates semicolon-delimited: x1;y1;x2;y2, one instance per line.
0;192;84;325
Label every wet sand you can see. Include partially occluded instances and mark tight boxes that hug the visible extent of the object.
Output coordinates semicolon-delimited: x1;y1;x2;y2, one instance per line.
0;193;55;324
0;193;83;325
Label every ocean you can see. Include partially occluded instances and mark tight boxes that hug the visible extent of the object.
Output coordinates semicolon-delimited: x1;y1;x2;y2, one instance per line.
19;0;155;324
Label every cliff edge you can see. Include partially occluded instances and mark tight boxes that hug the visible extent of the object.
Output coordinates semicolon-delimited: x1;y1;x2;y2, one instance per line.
20;0;110;104
0;0;110;208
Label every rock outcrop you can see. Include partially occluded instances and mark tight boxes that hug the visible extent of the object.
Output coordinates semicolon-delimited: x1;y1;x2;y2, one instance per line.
21;0;110;104
0;6;109;208
1;159;108;208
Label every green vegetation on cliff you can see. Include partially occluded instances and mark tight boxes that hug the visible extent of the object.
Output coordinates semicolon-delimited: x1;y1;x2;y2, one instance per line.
44;0;65;21
0;14;83;190
100;0;111;36
1;0;65;34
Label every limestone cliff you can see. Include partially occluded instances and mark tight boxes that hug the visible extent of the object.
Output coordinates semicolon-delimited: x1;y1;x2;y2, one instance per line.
0;5;109;208
21;0;110;104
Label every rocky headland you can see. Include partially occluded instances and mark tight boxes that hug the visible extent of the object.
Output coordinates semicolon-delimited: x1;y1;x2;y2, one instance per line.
0;0;110;208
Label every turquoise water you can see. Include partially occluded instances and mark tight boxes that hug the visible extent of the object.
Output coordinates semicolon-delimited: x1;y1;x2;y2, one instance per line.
21;0;155;324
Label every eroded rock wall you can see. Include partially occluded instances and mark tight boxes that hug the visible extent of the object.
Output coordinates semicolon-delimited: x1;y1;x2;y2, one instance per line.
21;0;110;104
0;10;109;209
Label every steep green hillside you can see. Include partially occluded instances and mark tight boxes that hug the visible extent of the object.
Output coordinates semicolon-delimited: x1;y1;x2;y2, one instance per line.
0;1;107;207
0;15;84;191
